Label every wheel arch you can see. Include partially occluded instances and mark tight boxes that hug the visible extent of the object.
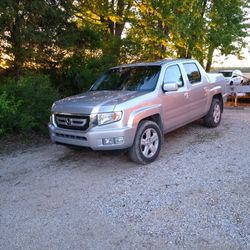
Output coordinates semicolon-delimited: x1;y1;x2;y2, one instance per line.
128;104;163;132
139;113;164;133
213;93;224;112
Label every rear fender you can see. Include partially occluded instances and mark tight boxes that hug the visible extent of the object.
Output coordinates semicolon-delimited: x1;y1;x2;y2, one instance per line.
207;86;223;112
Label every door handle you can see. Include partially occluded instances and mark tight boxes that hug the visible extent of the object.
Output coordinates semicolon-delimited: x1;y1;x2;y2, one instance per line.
184;92;189;98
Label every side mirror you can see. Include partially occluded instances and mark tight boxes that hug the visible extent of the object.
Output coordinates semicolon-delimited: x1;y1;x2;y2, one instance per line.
162;82;179;92
232;75;237;78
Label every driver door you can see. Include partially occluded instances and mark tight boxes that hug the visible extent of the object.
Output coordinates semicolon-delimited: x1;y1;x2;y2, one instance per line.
162;64;190;132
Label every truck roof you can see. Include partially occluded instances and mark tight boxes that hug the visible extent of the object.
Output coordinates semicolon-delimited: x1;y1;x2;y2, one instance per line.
113;58;197;68
218;70;234;72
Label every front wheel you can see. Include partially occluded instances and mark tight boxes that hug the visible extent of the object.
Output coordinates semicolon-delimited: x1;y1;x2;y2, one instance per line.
203;98;222;128
128;120;162;164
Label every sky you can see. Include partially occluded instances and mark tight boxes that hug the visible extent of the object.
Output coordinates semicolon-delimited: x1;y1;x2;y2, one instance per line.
213;48;250;68
212;38;250;68
212;8;250;68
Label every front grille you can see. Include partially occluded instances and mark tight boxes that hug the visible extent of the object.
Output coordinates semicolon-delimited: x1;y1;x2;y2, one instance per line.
55;114;89;131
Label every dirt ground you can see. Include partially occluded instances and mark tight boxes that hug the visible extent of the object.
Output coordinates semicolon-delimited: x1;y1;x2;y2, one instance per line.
0;108;249;250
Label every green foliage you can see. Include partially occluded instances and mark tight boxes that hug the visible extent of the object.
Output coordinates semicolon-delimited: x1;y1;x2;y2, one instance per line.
0;0;249;136
57;54;118;95
0;0;75;78
1;0;248;76
126;0;249;70
0;74;59;135
0;90;20;135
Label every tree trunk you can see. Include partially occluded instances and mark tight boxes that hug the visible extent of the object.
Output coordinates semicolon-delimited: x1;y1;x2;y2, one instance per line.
12;0;22;81
108;0;115;35
205;45;215;72
13;59;21;81
186;46;192;58
200;0;208;17
114;0;125;57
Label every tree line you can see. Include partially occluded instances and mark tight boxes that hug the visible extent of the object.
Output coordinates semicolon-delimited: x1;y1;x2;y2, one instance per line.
0;0;249;90
0;0;249;136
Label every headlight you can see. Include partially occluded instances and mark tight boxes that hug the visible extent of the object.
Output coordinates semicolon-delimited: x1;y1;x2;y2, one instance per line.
50;114;55;124
93;111;122;126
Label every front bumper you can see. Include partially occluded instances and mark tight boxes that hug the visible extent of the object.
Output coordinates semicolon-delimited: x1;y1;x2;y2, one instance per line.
48;123;136;150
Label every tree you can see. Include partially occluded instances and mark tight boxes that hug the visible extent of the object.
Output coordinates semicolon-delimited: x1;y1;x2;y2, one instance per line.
0;0;248;82
74;0;134;61
124;0;177;61
124;0;209;61
204;0;249;71
124;0;249;70
0;0;74;80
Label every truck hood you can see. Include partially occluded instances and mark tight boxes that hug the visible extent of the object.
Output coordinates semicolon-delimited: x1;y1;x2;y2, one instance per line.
52;90;148;114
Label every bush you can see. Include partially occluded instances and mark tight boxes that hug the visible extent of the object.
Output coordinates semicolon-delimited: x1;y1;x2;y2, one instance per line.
58;54;118;95
0;91;20;135
0;74;59;136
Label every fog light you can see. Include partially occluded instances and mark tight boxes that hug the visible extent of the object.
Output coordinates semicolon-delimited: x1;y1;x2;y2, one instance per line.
102;138;114;145
114;136;124;145
102;137;124;145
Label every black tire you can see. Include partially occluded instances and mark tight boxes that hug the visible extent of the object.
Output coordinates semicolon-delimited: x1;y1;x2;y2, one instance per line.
128;120;162;164
203;98;222;128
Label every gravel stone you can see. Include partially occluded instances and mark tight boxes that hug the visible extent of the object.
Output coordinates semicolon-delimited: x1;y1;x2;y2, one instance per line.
0;108;249;250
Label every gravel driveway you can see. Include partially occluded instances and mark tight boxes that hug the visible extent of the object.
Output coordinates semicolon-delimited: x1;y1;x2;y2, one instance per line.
0;108;249;250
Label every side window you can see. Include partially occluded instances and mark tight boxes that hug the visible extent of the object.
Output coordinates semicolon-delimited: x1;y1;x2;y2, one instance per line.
163;65;184;87
183;63;201;84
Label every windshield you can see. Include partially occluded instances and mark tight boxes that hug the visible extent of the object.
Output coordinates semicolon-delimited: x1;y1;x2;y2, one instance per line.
90;66;161;91
219;71;232;77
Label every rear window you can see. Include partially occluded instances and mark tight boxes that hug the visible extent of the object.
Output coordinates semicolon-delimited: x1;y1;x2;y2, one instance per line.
219;71;232;77
183;63;201;84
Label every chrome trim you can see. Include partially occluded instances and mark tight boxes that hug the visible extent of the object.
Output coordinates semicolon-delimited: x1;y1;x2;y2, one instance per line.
54;113;90;131
56;116;87;127
53;112;88;116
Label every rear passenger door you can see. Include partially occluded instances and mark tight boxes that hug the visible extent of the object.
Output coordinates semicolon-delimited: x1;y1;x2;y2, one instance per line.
183;63;207;119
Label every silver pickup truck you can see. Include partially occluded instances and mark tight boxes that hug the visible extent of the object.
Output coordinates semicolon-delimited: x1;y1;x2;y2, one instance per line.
49;59;226;164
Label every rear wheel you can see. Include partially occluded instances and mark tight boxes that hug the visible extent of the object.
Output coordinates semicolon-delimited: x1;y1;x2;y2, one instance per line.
203;98;222;128
128;120;162;164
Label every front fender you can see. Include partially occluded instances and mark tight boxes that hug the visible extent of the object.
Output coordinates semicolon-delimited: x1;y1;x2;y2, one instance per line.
127;104;163;128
